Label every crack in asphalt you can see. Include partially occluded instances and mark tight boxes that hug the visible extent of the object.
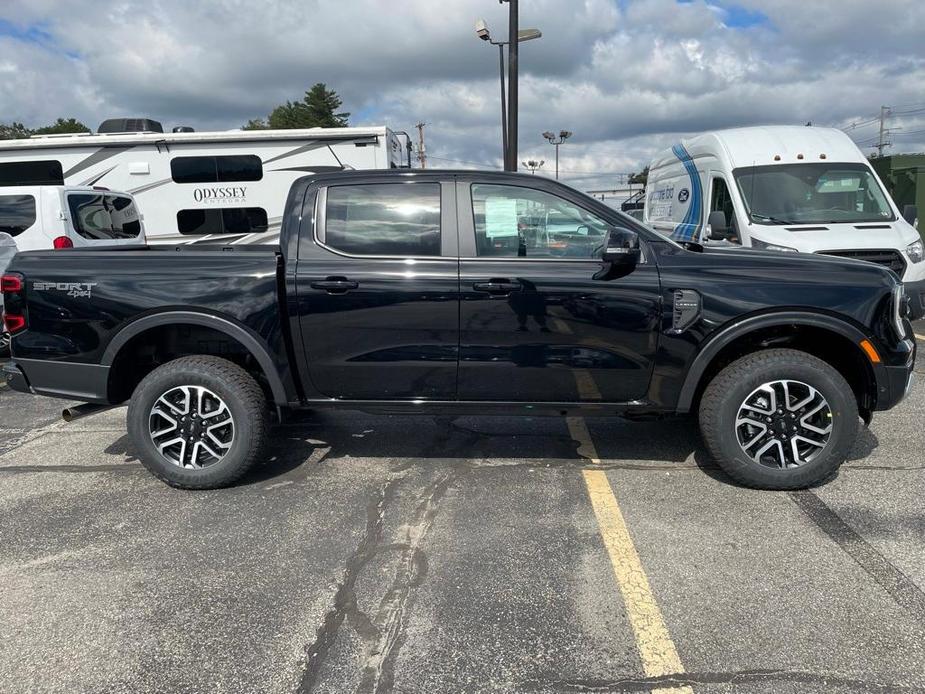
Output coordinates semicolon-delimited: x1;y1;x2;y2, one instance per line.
297;421;480;694
525;667;925;692
0;463;140;474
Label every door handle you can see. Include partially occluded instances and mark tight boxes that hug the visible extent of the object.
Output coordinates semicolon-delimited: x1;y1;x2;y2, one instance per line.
310;277;358;294
473;279;522;295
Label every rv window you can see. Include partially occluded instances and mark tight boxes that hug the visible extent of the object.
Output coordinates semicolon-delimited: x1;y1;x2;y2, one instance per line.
0;195;37;237
170;155;263;183
67;194;142;239
177;207;269;235
324;183;441;256
0;160;63;186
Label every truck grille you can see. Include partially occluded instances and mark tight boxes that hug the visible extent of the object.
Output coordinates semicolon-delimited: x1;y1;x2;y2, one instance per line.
817;249;906;276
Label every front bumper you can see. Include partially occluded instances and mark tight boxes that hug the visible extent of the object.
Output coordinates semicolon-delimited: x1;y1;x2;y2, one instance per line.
874;337;916;411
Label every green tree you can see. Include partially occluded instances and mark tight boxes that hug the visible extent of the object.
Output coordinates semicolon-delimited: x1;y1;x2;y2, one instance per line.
0;121;32;139
629;166;649;186
33;117;90;135
243;83;350;130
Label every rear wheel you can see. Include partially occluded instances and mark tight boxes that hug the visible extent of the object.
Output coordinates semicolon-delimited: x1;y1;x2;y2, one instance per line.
699;349;858;489
127;356;268;489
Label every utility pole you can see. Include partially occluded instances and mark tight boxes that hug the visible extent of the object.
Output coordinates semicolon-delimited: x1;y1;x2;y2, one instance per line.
876;106;892;158
506;0;519;171
415;122;427;168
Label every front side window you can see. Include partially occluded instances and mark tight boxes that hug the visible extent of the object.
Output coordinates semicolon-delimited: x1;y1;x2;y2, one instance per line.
177;207;268;235
68;194;142;239
472;184;610;258
734;163;894;225
171;155;263;183
324;183;441;256
0;195;37;237
0;160;63;187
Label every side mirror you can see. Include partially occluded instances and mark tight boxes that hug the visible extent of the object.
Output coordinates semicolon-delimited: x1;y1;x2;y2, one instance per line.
707;210;728;240
601;227;640;266
903;204;918;227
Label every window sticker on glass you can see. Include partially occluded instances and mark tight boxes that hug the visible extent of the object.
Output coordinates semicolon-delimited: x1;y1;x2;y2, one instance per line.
484;197;519;238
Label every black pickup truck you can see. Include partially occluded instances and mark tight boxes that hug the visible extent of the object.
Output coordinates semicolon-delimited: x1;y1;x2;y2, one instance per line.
1;170;915;490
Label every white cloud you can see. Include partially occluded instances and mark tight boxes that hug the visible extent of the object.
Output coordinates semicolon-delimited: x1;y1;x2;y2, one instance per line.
0;0;924;191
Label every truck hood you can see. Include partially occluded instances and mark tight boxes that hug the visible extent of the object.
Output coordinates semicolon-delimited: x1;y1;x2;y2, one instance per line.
747;221;918;253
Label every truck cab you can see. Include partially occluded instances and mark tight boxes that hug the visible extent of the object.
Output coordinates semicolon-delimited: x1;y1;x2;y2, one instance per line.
643;126;925;317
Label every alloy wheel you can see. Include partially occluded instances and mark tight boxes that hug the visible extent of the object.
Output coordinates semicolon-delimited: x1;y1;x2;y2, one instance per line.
735;379;833;469
148;385;235;468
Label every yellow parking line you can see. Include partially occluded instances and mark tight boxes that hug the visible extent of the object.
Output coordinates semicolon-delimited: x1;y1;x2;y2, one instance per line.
568;417;693;694
915;333;925;342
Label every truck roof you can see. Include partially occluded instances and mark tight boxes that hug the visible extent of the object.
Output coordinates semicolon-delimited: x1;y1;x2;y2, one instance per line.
0;126;394;152
652;125;866;171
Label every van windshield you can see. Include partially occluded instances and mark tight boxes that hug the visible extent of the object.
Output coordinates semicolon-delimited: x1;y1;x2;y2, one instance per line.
734;163;894;225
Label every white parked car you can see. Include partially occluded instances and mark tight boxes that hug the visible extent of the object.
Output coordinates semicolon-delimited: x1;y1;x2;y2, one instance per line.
0;186;145;355
644;125;924;317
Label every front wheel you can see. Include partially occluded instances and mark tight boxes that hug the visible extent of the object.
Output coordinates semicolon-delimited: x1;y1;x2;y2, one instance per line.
127;356;269;489
699;349;859;490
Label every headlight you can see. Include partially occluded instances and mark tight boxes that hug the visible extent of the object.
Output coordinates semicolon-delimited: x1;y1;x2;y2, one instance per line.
892;284;907;340
905;239;924;263
751;238;798;253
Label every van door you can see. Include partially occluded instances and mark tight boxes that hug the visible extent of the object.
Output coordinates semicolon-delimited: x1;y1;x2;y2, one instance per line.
295;177;460;400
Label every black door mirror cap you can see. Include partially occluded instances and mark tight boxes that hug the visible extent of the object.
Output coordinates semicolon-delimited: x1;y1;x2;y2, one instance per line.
601;227;641;266
902;204;918;226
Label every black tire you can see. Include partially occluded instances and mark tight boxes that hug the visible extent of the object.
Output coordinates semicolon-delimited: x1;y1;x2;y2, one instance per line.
127;356;269;489
699;348;858;490
0;330;9;358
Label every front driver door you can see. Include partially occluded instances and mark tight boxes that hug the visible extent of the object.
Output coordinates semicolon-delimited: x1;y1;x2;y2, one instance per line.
457;180;661;402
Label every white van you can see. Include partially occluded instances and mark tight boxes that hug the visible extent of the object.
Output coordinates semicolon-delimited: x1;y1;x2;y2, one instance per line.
0;185;145;251
644;126;925;317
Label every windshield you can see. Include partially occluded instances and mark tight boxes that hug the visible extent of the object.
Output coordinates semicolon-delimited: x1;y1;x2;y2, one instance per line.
734;163;894;225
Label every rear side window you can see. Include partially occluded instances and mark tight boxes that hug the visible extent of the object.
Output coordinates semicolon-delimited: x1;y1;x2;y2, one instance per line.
324;183;441;256
0;160;63;186
67;194;142;239
171;155;263;183
0;195;37;237
177;207;269;235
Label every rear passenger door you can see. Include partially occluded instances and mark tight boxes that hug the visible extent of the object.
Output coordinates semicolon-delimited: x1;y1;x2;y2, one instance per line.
294;177;460;400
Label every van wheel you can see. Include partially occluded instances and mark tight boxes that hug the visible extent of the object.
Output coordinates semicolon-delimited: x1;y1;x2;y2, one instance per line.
699;348;858;490
127;356;269;489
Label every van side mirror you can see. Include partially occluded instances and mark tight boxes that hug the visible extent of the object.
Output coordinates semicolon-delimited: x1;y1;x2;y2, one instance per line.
708;210;728;240
601;227;640;266
903;204;918;227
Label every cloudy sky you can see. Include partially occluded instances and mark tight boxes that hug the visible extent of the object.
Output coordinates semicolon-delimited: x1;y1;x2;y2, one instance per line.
1;0;924;192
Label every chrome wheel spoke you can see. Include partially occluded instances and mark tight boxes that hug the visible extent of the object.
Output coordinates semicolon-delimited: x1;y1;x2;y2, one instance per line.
149;385;235;469
735;379;832;469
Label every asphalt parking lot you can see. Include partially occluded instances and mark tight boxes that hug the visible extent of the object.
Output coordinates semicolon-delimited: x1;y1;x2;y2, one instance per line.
1;333;925;693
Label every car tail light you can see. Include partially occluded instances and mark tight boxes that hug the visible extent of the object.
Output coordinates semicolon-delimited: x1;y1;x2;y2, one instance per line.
3;313;25;333
53;236;74;249
1;274;22;293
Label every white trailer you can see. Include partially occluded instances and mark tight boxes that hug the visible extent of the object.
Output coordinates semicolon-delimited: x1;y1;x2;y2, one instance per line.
0;122;412;245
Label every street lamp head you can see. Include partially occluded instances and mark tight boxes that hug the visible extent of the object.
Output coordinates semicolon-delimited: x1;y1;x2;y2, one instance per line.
517;28;542;42
542;131;556;141
559;130;572;140
476;18;491;41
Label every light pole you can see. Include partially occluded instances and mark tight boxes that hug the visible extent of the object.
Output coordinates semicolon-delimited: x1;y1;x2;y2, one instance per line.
522;159;544;174
476;17;541;170
543;130;572;179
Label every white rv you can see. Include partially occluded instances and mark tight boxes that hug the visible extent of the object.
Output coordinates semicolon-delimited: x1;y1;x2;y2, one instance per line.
644;125;925;317
0;120;412;245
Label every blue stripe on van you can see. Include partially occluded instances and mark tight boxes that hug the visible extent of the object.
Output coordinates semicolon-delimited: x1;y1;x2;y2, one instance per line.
670;144;703;242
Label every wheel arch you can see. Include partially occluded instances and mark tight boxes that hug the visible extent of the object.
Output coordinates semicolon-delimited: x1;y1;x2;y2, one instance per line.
102;311;289;406
677;311;881;415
